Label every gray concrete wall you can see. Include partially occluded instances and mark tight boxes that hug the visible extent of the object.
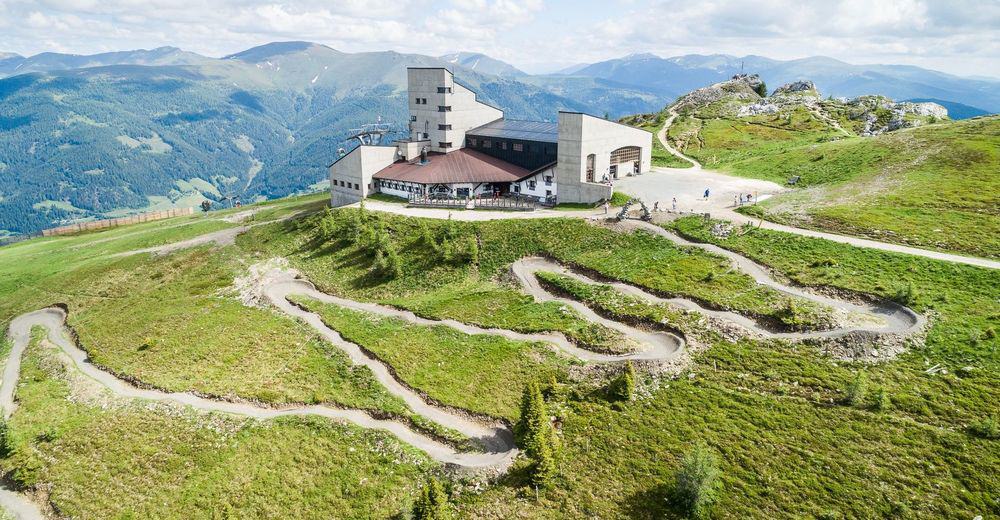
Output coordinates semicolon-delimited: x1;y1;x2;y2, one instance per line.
329;145;398;207
407;68;502;153
554;112;652;204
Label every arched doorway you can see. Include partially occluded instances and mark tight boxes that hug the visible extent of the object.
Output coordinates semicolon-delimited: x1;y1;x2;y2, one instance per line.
609;146;640;179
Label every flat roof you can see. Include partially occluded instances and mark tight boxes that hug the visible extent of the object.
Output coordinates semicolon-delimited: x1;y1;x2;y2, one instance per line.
466;118;558;143
373;148;534;184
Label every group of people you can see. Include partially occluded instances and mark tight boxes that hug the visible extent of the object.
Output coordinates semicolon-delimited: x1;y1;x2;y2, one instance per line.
651;198;678;213
733;193;755;206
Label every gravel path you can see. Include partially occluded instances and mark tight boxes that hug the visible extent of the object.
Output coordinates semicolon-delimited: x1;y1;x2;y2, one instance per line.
0;210;928;516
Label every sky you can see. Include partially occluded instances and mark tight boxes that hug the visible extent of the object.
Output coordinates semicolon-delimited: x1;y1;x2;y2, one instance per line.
0;0;997;77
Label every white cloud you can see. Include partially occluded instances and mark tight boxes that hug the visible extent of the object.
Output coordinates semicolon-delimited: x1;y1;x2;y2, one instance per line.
0;0;995;76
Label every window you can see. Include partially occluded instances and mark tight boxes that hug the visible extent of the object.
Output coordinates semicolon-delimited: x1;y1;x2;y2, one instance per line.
513;184;520;193
544;176;553;186
512;143;523;152
439;142;452;148
546;189;552;196
438;106;451;112
528;180;536;190
437;86;452;94
467;138;477;147
586;154;596;182
482;140;492;148
410;116;417;122
499;141;507;150
438;124;452;131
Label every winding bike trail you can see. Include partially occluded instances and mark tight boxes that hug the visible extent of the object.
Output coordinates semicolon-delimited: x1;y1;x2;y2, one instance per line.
1;212;926;517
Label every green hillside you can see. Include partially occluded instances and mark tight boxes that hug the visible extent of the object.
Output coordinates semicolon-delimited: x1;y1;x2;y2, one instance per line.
0;194;996;518
657;76;997;258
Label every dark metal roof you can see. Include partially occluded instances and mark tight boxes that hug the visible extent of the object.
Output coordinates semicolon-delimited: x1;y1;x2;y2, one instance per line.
372;149;534;184
466;118;558;143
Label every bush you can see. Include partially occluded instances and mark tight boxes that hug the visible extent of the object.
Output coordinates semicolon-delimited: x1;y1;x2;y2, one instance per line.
611;361;636;402
412;477;449;519
671;442;722;518
871;386;891;412
968;416;999;440
892;281;917;306
844;371;868;407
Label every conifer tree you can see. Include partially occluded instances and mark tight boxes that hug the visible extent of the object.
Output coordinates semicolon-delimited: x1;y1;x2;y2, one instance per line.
614;360;636;402
412;477;448;519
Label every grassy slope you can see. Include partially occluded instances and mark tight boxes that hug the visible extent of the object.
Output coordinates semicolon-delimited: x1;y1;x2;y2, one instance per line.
458;218;999;518
292;295;569;421
0;331;432;519
239;210;836;334
668;97;999;258
1;194;997;518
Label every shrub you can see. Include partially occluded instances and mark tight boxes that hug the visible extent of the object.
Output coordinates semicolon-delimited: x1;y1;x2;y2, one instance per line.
968;416;999;440
871;386;891;412
412;477;448;519
611;361;636;402
753;81;768;97
671;442;722;518
892;281;917;306
844;371;868;406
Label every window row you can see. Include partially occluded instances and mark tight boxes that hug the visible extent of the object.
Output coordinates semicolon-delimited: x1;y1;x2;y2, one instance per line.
465;138;527;153
335;179;360;190
415;97;428;105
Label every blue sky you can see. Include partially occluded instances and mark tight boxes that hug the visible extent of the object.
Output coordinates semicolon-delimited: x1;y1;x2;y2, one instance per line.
0;0;997;77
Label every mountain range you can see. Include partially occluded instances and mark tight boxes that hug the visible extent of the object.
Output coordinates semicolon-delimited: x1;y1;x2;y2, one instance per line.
0;42;996;236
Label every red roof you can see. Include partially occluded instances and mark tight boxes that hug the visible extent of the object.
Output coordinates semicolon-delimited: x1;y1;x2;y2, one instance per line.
373;149;534;184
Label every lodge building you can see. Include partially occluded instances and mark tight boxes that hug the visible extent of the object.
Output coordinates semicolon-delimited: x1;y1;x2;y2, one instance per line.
329;67;652;207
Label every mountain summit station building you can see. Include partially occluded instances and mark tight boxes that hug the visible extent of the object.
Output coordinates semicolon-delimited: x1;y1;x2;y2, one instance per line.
329;67;652;207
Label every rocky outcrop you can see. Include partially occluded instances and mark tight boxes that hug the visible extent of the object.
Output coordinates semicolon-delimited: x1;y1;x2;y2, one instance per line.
772;80;819;97
672;74;764;113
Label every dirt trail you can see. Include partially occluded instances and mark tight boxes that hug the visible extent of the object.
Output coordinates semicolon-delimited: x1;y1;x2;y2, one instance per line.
1;210;929;516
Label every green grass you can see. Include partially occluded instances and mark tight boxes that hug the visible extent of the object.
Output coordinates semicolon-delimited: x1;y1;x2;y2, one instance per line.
240;210;836;336
669;101;999;258
0;330;433;519
366;192;409;204
2;190;997;518
290;295;570;421
456;217;999;518
554;191;632;210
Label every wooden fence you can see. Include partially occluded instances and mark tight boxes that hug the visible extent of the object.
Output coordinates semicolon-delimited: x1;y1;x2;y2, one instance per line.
41;207;195;237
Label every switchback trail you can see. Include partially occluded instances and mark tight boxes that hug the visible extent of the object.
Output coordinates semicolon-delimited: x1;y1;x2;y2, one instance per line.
1;214;926;516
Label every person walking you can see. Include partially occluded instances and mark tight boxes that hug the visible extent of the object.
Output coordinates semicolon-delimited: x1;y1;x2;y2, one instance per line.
653;201;660;212
704;188;710;199
672;197;677;212
734;195;739;207
603;201;610;215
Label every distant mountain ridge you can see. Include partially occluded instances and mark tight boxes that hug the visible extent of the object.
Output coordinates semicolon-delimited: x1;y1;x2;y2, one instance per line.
557;53;1000;115
439;52;526;78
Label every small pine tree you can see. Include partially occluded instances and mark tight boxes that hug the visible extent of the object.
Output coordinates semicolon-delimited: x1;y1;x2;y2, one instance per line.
754;81;768;97
316;208;336;241
417;220;437;250
464;235;479;265
871;386;891;412
672;442;722;519
612;361;636;402
531;429;558;488
515;381;544;455
384;246;403;279
845;371;868;406
412;477;448;519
